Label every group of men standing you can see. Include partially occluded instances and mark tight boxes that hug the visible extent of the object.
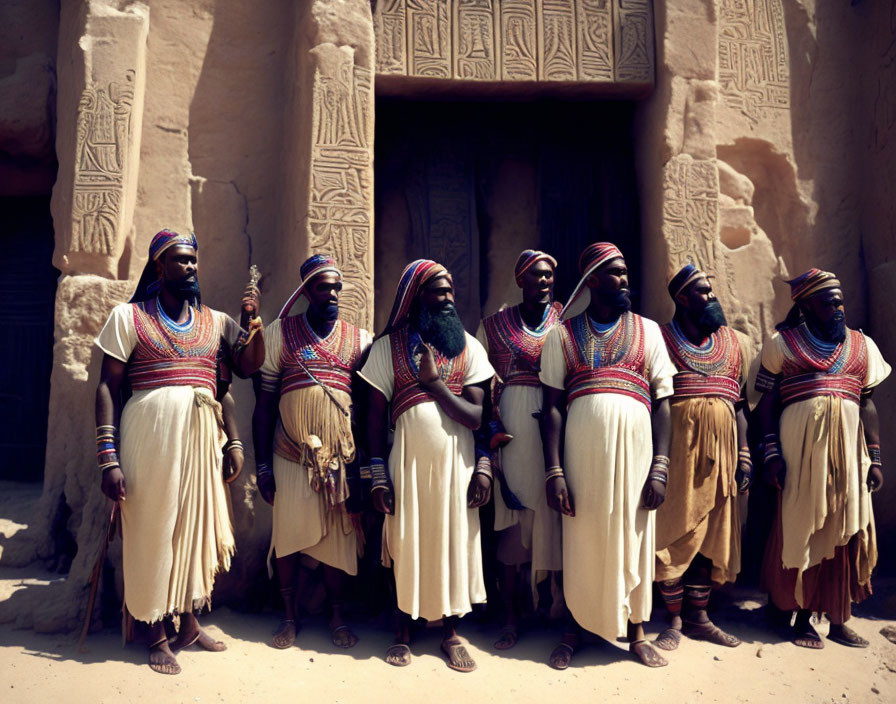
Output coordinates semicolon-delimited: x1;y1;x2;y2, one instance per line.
94;229;890;675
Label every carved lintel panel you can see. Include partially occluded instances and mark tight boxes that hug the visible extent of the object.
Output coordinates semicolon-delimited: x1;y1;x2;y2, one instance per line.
500;0;538;80
718;0;790;123
614;0;653;83
376;0;407;75
374;0;654;88
308;46;374;329
576;0;613;81
455;0;497;80
71;72;134;256
407;0;451;78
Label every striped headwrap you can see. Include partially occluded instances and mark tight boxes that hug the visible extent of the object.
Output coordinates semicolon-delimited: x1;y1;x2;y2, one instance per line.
514;249;558;285
788;268;841;302
149;228;197;261
278;254;342;319
383;259;451;334
668;263;712;300
560;242;624;320
130;228;200;304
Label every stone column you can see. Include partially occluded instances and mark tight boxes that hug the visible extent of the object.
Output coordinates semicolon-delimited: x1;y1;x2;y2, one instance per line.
51;0;148;279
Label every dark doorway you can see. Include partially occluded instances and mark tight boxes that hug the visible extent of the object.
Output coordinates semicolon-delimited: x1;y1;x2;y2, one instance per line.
0;196;58;480
374;98;641;329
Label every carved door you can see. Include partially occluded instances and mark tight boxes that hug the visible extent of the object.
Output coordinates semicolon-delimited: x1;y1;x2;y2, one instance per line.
0;197;58;480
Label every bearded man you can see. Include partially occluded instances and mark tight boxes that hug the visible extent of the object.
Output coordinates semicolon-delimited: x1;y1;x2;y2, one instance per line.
252;255;372;650
360;260;495;672
475;250;563;650
653;264;754;651
95;228;263;675
539;242;676;669
757;269;890;648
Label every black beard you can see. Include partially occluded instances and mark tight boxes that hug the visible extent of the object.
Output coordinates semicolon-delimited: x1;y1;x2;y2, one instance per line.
695;300;728;335
313;302;339;322
416;302;467;358
597;289;632;314
164;276;201;305
814;311;847;343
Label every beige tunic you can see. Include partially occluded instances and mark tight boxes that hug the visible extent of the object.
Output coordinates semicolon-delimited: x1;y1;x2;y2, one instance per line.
260;318;372;575
475;323;562;571
96;303;242;623
760;331;890;601
540;317;675;640
359;332;495;621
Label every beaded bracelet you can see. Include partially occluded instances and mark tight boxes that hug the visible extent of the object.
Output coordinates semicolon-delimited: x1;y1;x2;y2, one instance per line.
98;460;121;473
868;444;882;466
359;466;372;480
738;447;753;468
763;434;781;461
647;472;668;485
223;439;244;453
256;462;273;478
474;456;493;482
651;455;670;467
544;466;565;483
370;458;390;492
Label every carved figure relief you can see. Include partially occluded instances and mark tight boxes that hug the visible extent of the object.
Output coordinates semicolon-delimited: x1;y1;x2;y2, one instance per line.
71;70;135;256
718;0;790;123
374;1;654;86
309;47;374;328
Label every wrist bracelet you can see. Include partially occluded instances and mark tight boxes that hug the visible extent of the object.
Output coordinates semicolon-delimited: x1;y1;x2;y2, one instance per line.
98;461;120;472
359;466;372;480
651;455;670;467
868;444;882;466
256;462;272;478
223;439;244;453
474;456;493;482
648;472;668;485
370;462;390;490
544;467;565;483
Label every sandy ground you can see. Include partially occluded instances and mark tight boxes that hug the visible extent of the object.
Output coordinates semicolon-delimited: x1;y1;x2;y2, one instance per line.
1;483;895;704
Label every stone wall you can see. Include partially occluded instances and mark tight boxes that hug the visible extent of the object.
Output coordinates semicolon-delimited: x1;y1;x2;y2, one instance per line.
0;0;894;632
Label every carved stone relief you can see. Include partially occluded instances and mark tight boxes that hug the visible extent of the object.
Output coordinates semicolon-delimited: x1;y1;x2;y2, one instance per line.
718;0;790;123
71;72;135;256
374;0;653;86
308;44;375;329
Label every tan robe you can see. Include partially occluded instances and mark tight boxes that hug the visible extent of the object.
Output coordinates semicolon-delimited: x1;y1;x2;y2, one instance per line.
539;317;675;640
260;318;372;576
759;331;890;610
656;329;754;585
359;332;494;621
96;303;242;623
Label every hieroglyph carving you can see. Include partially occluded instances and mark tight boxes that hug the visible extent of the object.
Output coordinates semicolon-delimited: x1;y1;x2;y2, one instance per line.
71;71;135;256
718;0;790;123
309;46;374;328
374;1;653;85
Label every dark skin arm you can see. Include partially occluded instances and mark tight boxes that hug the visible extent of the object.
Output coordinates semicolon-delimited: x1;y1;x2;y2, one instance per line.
251;388;279;505
540;384;573;516
758;378;785;490
861;393;884;492
367;386;393;514
96;355;127;502
642;397;671;510
219;390;244;484
232;284;265;376
735;405;752;493
416;344;484;429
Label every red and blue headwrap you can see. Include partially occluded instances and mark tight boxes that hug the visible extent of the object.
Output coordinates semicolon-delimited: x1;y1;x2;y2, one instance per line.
514;249;558;286
148;228;197;261
129;228;199;304
278;254;342;319
667;263;712;300
383;259;451;333
787;268;841;302
560;242;624;319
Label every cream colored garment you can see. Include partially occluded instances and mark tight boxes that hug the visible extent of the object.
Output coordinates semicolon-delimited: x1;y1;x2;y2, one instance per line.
359;332;494;621
260;318;371;575
96;303;241;623
760;332;890;587
539;317;675;640
475;324;561;571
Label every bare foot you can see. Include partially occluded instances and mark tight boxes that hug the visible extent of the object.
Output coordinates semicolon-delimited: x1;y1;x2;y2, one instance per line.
494;626;519;650
654;627;682;651
149;640;181;675
272;619;297;649
630;640;668;668
173;626;226;652
441;637;477;673
682;619;741;647
385;641;411;667
331;624;359;649
828;624;869;648
549;632;579;670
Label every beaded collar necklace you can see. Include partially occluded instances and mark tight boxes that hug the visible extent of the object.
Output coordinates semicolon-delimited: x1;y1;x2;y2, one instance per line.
155;297;194;333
